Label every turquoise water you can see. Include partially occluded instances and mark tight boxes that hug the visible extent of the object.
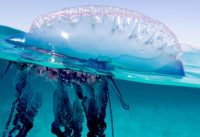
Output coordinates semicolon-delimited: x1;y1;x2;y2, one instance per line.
1;26;200;137
1;61;200;137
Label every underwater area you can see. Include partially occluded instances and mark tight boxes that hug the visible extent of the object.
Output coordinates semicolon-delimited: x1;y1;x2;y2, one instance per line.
0;3;200;137
1;59;200;137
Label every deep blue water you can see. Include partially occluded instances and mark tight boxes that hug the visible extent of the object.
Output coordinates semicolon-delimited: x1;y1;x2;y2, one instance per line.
1;59;200;137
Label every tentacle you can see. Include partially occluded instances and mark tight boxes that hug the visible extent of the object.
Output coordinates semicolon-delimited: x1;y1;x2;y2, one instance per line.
108;90;114;137
3;63;42;137
97;77;108;137
81;76;109;137
2;68;28;137
52;73;85;137
16;92;42;137
108;77;129;110
71;100;84;137
9;89;31;137
51;80;73;137
87;98;99;137
72;84;84;137
8;79;42;137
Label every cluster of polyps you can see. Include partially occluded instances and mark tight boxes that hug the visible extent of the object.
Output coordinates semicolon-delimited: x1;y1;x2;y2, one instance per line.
35;66;100;85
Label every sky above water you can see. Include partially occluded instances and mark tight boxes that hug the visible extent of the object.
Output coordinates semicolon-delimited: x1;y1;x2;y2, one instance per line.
0;0;199;48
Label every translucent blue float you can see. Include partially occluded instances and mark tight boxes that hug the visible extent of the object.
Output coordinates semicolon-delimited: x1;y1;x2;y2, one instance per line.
1;6;200;88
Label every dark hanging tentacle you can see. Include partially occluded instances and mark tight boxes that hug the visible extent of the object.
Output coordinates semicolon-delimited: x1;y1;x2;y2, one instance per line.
72;83;84;137
51;80;73;137
9;90;30;137
85;86;98;137
51;69;86;137
97;77;108;137
3;63;42;137
16;92;42;137
71;100;84;137
82;76;109;137
82;96;89;122
108;90;114;137
108;77;129;110
51;70;76;137
8;73;42;137
51;120;65;137
82;84;95;118
51;71;67;137
2;66;27;137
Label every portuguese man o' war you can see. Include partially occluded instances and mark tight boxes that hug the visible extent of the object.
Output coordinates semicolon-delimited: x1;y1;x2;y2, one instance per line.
0;5;200;137
6;5;184;76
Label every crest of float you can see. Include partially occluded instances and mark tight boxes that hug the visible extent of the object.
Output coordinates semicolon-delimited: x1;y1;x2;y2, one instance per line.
7;5;184;76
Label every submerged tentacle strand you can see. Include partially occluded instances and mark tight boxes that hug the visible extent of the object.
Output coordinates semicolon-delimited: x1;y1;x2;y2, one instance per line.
14;91;42;137
108;77;130;110
52;71;85;137
2;66;28;137
81;77;109;137
3;64;42;137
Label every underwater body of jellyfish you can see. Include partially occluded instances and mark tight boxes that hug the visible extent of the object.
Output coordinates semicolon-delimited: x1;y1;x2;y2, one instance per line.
0;5;187;137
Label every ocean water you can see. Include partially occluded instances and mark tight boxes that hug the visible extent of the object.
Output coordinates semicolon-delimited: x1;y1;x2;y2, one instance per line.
1;59;200;137
0;24;200;137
